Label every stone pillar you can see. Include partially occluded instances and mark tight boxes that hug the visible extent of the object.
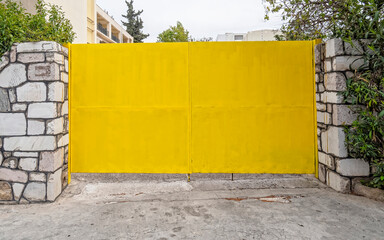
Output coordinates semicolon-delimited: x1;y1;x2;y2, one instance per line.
0;41;69;204
315;39;371;193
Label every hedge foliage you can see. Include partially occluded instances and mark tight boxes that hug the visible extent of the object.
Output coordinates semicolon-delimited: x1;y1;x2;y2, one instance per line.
0;0;75;56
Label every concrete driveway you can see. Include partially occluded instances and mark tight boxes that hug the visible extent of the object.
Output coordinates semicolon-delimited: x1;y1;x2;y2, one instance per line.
1;174;383;240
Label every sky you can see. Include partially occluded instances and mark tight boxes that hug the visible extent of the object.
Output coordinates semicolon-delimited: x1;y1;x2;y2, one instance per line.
96;0;283;42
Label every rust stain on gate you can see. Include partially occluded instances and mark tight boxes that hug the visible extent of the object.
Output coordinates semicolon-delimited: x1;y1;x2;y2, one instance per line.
69;41;317;175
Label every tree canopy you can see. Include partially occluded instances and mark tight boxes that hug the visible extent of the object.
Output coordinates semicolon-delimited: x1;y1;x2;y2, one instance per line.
157;21;190;42
121;0;149;43
264;0;384;40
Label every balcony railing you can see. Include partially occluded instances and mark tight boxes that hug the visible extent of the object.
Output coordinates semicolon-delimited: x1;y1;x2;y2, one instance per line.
97;23;109;36
111;34;120;43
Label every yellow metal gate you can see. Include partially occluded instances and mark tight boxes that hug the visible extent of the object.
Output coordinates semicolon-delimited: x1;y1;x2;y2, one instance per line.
69;41;317;175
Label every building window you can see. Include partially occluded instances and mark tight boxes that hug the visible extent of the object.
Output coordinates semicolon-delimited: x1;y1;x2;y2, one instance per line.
97;23;109;36
234;35;243;41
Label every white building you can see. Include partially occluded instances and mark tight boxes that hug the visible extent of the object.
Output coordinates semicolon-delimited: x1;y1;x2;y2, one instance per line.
16;0;133;44
216;30;282;42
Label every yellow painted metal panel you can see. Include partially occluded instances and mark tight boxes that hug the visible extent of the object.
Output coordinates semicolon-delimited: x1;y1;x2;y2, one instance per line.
189;42;316;173
71;43;189;173
70;41;316;174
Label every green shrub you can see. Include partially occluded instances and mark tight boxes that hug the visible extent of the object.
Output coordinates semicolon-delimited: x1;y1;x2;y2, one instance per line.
265;0;384;189
0;0;75;56
340;1;384;189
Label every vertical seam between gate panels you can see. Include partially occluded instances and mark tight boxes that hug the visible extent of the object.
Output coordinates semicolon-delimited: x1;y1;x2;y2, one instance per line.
187;43;192;174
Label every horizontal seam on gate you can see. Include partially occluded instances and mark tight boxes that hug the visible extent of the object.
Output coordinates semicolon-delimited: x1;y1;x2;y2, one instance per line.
71;105;313;109
71;106;189;109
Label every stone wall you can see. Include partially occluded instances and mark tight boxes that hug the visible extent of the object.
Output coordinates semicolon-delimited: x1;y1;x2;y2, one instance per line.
315;39;372;193
0;42;69;204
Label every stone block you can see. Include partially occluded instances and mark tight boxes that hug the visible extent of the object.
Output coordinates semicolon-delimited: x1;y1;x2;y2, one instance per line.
0;181;12;201
61;72;68;83
47;168;62;201
62;100;68;115
323;92;343;104
28;103;57;119
62;46;69;56
29;172;46;182
0;113;26;136
64;116;69;132
46;53;64;64
325;38;344;58
318;163;326;183
345;71;354;79
28;63;60;81
321;126;348;158
325;72;346;91
23;182;46;201
8;89;16;103
58;134;69;147
316;103;326;111
332;105;358;126
19;198;29;204
318;83;325;92
27;120;45;135
0;64;27;88
318;152;335;170
315;44;321;64
0;152;3;166
64;59;68;72
62;168;68;189
12;103;27;112
10;45;16;62
0;88;11;112
336;159;370;177
333;56;365;71
46;117;64;135
64;152;68;164
12;183;24;201
3;152;11;158
48;82;64;102
19;158;38;171
344;40;364;55
17;82;46;102
325;60;332;72
0;168;28;183
4;136;56;151
13;152;39;158
39;148;64;172
2;157;18;169
327;170;351;193
18;53;45;63
317;111;331;124
17;41;60;53
0;56;9;71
